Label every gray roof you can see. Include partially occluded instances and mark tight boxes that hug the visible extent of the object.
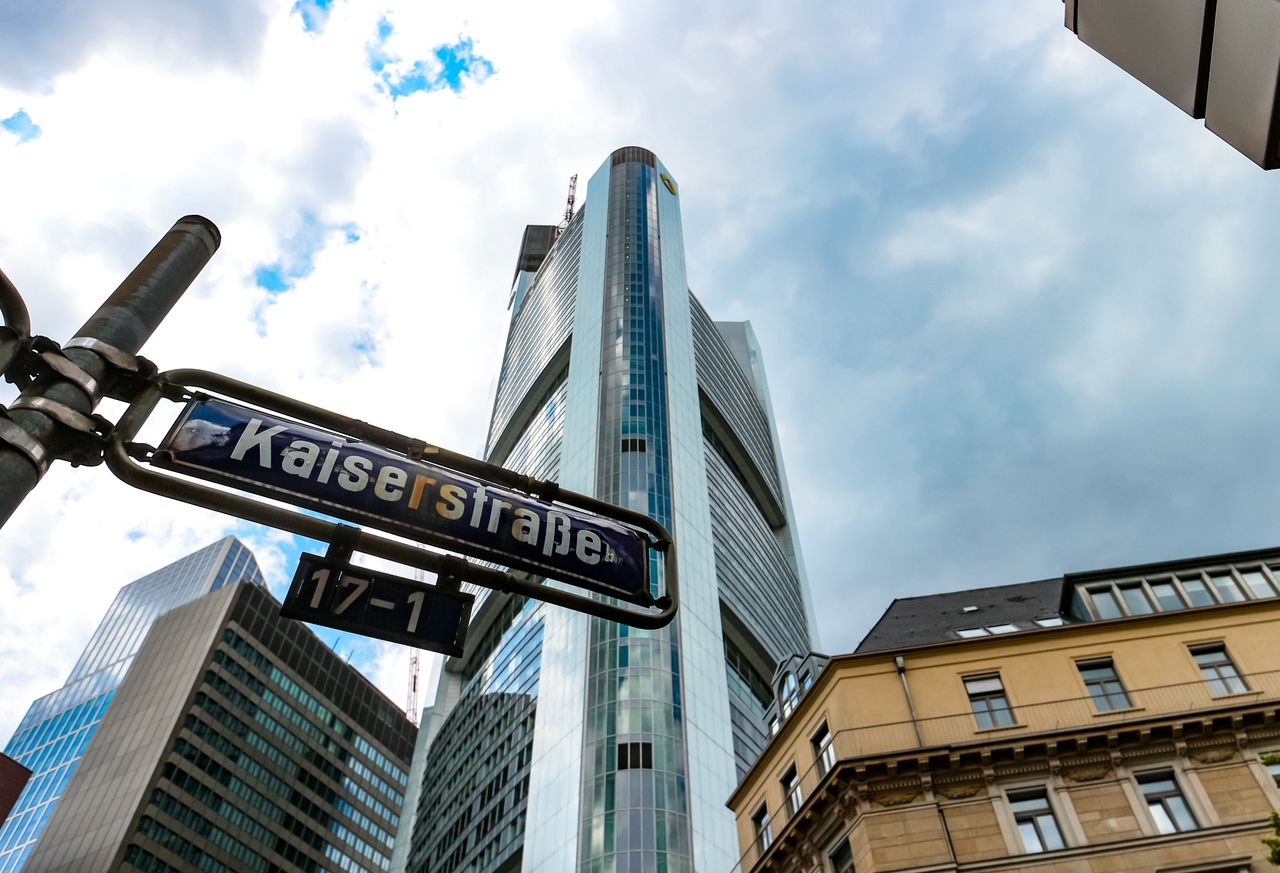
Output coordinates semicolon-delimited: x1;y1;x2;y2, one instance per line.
856;577;1066;653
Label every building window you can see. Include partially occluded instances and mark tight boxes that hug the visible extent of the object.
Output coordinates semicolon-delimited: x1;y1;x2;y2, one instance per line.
1148;579;1185;611
1008;788;1065;853
1208;572;1246;603
1077;658;1132;711
617;741;652;770
781;764;803;817
956;628;989;638
1087;587;1123;620
1241;568;1277;599
812;721;836;777
1117;584;1153;615
769;717;779;736
1034;616;1066;627
1136;770;1198;834
1076;565;1280;621
828;837;855;873
1180;576;1215;607
1262;754;1280;788
964;674;1015;729
1190;644;1248;696
781;673;799;719
987;623;1019;634
752;804;773;854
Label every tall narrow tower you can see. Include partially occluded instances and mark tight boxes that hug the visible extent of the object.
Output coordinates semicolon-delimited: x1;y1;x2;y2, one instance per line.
398;147;816;873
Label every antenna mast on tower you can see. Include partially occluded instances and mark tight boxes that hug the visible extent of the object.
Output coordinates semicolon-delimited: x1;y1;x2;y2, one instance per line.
556;174;578;238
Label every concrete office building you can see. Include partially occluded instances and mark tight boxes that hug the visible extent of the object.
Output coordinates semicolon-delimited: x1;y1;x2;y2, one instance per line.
729;546;1280;873
21;577;415;872
0;536;263;871
395;147;817;873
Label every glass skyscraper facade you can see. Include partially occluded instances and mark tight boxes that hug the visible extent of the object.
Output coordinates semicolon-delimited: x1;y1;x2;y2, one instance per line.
0;536;263;871
20;576;414;871
396;147;816;873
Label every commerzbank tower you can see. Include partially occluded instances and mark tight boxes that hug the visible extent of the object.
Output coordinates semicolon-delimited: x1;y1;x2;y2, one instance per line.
393;147;817;873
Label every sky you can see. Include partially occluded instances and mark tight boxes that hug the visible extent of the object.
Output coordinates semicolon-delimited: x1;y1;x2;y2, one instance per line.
2;0;1280;745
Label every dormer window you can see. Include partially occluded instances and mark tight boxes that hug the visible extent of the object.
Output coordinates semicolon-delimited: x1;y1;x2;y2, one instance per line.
780;673;799;719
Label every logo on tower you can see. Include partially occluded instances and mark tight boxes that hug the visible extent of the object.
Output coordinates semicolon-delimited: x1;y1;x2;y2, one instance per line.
660;172;678;195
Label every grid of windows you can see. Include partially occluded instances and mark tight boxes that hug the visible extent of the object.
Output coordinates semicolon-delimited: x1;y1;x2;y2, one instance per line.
1009;788;1065;853
409;599;543;873
705;439;809;664
689;294;783;507
1189;644;1248;696
487;209;582;458
964;674;1015;730
0;537;262;873
724;637;771;780
577;156;692;873
1077;658;1133;711
189;625;407;871
1075;563;1280;620
1136;770;1198;834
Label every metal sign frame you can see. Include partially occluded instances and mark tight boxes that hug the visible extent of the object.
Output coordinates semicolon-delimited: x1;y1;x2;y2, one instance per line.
105;368;678;629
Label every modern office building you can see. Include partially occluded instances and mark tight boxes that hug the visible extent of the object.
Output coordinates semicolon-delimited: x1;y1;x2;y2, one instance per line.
0;536;264;872
729;546;1280;873
21;576;415;871
395;147;817;873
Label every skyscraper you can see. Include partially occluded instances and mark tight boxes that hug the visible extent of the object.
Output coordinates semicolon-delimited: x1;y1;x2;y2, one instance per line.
0;536;263;871
397;147;817;873
20;575;414;871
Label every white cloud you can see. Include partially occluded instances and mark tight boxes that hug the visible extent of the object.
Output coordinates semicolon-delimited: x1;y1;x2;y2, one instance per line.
3;0;1280;742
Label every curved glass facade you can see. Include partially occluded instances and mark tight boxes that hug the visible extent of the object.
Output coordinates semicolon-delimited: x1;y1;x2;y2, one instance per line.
400;148;814;873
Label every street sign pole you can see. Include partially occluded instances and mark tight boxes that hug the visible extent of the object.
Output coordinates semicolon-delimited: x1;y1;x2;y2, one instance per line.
0;216;219;527
0;214;679;637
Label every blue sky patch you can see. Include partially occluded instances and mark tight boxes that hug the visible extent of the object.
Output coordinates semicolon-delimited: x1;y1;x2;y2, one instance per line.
251;213;361;332
1;110;41;143
254;265;288;294
293;0;334;33
366;21;494;99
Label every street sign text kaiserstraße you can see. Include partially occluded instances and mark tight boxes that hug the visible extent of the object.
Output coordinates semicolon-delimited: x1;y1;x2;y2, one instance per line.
154;396;654;604
281;553;473;656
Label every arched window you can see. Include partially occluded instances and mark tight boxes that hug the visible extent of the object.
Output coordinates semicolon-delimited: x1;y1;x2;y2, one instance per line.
781;672;799;719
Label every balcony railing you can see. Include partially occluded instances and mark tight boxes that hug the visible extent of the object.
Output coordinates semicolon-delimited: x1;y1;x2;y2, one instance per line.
731;668;1280;872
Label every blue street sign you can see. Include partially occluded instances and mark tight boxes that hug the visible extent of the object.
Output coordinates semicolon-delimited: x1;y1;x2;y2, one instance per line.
155;397;653;603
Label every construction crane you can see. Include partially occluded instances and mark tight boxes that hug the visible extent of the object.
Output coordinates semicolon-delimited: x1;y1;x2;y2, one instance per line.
556;174;578;238
406;649;420;726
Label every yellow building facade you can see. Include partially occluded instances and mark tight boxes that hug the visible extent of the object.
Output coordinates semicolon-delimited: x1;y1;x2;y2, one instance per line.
728;548;1280;872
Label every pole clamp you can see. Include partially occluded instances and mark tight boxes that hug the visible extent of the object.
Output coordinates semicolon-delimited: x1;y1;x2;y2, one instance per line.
7;396;112;467
4;336;100;399
64;336;158;401
0;414;49;475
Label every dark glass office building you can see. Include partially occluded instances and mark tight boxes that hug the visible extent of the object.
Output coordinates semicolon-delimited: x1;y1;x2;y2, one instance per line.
19;578;414;871
0;537;263;871
394;147;816;873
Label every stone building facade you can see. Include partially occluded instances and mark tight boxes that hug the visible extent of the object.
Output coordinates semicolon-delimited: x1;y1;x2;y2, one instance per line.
728;546;1280;872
